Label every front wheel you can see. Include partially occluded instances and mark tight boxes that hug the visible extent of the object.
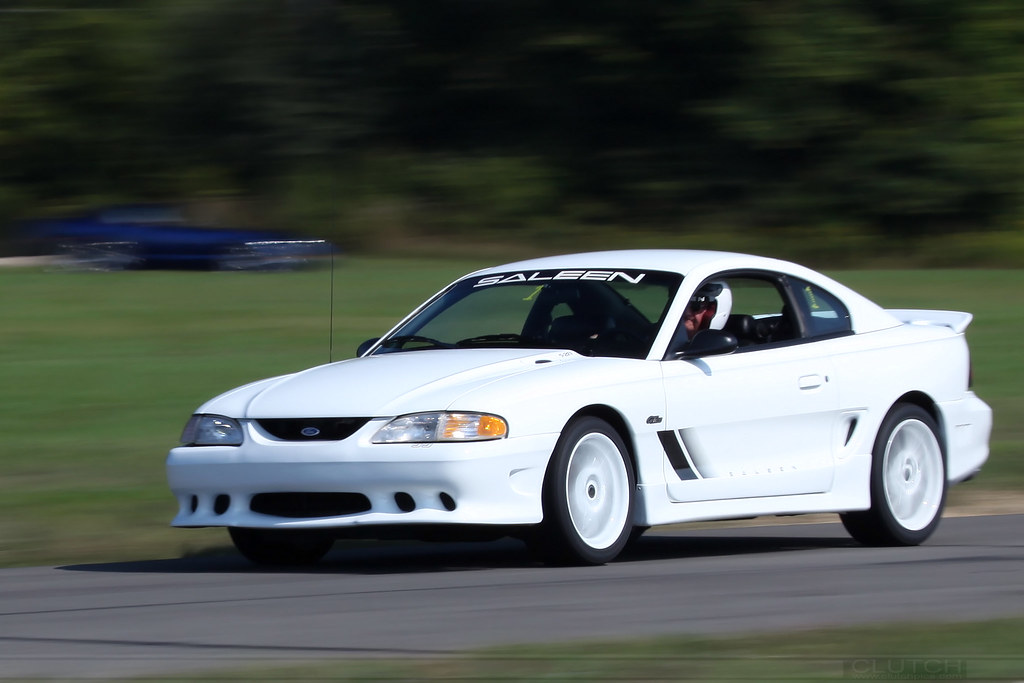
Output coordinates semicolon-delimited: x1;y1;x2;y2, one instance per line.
841;404;947;546
228;527;333;566
533;417;635;565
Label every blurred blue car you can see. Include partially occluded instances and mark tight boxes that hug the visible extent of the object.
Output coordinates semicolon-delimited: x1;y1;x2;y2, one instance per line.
26;206;332;271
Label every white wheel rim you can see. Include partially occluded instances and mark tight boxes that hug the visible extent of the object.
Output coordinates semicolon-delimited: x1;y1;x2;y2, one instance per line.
882;418;944;531
565;432;630;550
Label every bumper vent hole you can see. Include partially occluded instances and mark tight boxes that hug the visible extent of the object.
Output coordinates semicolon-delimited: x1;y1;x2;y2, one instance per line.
190;495;199;513
213;494;231;515
440;492;457;511
250;492;371;518
394;492;416;512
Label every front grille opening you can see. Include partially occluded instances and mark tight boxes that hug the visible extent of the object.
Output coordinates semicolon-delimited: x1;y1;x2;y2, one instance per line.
250;492;371;518
256;417;371;441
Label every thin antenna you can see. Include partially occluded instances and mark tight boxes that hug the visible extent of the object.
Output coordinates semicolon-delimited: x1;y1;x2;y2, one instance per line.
329;243;336;364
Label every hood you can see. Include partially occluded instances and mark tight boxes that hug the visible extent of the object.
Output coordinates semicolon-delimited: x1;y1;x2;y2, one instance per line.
201;348;582;419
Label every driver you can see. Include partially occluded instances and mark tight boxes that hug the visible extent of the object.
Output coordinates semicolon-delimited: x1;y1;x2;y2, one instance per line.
682;281;731;338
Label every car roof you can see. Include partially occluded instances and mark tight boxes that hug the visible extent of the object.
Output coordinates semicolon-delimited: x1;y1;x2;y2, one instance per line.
463;249;901;334
470;249;801;278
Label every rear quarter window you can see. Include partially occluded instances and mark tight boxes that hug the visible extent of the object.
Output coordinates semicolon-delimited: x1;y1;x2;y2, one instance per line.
792;278;852;337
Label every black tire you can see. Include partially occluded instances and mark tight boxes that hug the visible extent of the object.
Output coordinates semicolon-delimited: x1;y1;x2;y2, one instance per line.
228;527;333;566
840;404;947;546
627;525;649;546
533;417;635;565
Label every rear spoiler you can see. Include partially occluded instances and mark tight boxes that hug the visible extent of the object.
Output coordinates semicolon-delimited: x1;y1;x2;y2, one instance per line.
886;309;974;334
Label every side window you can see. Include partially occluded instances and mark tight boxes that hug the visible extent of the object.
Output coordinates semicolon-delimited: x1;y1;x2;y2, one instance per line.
674;272;850;353
728;278;786;319
790;278;852;338
715;276;797;347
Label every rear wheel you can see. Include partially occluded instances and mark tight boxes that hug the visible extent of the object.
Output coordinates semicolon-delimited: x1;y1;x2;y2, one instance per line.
228;527;333;566
841;404;946;546
533;417;635;565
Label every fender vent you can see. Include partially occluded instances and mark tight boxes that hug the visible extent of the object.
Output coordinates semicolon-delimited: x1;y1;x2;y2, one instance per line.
250;492;372;518
845;418;858;446
256;418;370;441
658;430;699;480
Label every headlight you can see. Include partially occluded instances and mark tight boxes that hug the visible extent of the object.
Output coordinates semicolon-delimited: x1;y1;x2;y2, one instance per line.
372;412;508;443
181;414;244;446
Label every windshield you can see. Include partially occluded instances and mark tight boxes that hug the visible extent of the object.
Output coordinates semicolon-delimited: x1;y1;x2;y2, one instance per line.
375;268;683;359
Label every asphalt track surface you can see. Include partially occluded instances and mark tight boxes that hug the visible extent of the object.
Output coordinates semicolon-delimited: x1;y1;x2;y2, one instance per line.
1;514;1022;679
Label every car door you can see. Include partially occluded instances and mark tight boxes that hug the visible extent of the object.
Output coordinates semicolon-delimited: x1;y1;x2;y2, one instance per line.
660;273;843;503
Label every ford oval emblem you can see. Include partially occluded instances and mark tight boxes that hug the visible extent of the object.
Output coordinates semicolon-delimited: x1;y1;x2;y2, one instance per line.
300;426;321;437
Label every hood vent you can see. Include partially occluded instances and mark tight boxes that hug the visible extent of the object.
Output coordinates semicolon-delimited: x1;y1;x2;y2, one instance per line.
256;417;371;441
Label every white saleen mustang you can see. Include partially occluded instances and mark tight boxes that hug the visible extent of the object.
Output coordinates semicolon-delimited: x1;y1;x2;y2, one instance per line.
167;250;992;565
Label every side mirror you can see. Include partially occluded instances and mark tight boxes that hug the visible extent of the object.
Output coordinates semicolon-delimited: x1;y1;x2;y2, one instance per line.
356;338;380;357
670;329;738;360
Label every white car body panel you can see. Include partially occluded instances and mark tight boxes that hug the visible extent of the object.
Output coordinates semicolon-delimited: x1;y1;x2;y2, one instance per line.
661;342;840;502
166;249;992;542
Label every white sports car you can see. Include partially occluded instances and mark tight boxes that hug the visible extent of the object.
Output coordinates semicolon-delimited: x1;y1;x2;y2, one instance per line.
166;250;992;565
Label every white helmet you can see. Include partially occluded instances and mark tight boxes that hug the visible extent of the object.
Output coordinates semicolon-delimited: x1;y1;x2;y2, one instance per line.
708;281;731;330
691;280;732;331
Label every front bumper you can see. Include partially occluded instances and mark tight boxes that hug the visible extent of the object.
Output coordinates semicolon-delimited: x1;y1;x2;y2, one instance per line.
166;418;556;529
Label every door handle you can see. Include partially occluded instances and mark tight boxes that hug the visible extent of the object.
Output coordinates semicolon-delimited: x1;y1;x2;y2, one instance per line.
798;374;824;390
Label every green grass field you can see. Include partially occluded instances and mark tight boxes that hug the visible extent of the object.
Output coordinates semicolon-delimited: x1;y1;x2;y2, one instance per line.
174;617;1024;681
1;260;1020;568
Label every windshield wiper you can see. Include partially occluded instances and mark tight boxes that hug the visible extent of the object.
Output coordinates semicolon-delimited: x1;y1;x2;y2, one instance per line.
456;333;526;347
380;335;455;351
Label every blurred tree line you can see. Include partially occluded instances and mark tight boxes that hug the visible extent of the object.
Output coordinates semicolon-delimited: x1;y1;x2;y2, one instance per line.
3;0;1024;262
